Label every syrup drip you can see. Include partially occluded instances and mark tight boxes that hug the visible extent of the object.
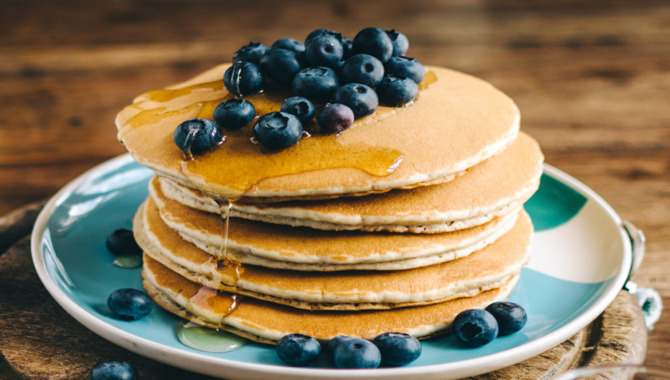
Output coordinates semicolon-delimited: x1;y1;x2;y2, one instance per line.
176;320;246;352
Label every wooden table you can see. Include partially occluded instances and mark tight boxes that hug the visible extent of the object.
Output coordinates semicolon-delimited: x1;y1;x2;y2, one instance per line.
1;0;668;377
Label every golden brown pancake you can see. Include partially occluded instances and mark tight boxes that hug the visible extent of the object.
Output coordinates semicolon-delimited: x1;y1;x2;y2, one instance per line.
116;65;520;201
142;255;518;343
135;199;531;310
156;132;543;233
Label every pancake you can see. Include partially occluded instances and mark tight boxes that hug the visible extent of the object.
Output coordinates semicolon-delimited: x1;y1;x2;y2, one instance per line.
157;132;543;233
148;180;521;270
135;199;531;310
142;255;519;343
116;64;520;201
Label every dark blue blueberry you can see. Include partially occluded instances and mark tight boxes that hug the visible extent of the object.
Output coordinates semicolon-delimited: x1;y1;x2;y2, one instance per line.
253;112;303;150
305;33;344;68
173;118;223;156
107;288;153;321
281;96;315;124
276;333;321;367
384;56;425;84
272;37;305;54
105;229;142;257
341;36;354;59
352;27;394;63
333;83;378;118
318;103;354;134
452;309;499;348
385;29;409;56
223;61;264;96
233;42;270;64
89;360;138;380
332;338;381;369
372;332;422;367
305;29;342;46
326;335;353;356
259;48;304;85
340;54;385;87
292;66;340;104
213;98;256;130
376;75;419;106
485;302;528;336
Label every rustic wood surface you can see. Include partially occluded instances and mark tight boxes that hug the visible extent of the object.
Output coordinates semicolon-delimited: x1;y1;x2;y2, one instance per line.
0;203;648;379
1;0;668;377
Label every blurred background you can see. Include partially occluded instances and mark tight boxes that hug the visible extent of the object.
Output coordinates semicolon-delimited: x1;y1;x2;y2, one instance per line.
1;0;669;371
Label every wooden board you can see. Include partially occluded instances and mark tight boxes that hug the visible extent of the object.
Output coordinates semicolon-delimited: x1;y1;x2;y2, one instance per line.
0;203;647;379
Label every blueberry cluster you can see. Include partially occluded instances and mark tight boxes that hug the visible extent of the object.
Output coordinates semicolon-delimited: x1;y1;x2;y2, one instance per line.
173;27;426;154
276;331;421;368
452;302;527;348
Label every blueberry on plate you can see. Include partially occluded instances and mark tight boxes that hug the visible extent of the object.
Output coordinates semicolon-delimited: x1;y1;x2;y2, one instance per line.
276;333;321;367
107;288;153;321
259;48;304;85
253;112;304;150
272;37;305;54
376;75;418;107
89;360;138;380
305;33;344;68
213;98;256;130
385;29;409;56
318;103;354;134
384;56;426;84
173;118;223;156
233;42;270;64
485;302;528;336
281;96;315;124
326;335;353;356
372;332;422;367
223;61;264;96
452;309;499;348
292;66;340;104
332;338;381;369
333;83;378;118
340;54;385;87
352;27;394;63
105;229;142;257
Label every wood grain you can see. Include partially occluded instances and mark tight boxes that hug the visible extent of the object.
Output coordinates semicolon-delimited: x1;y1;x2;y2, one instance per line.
1;0;669;374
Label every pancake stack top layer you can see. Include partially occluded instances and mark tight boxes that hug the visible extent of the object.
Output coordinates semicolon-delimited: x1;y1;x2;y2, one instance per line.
116;30;543;346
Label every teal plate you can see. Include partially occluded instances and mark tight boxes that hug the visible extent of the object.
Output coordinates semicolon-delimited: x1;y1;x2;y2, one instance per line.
31;154;631;379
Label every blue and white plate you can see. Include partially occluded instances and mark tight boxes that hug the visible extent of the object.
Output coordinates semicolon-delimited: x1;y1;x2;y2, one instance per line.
31;154;631;379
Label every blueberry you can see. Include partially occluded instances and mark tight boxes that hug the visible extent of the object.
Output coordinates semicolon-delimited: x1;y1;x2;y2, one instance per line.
372;332;422;367
281;96;315;124
173;118;223;155
341;36;354;59
253;112;303;150
318;103;354;134
89;360;138;380
452;309;499;348
376;75;418;106
385;29;409;56
107;288;153;321
233;42;270;64
276;333;321;367
305;29;342;46
340;54;385;87
332;338;381;369
260;48;304;85
105;229;142;257
333;83;378;118
352;27;394;63
292;66;340;104
485;302;528;336
213;98;256;130
223;61;264;96
384;56;426;84
272;37;305;54
326;335;353;356
305;33;344;68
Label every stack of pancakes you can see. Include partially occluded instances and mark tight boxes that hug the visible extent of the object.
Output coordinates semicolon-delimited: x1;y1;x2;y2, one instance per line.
116;64;544;344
